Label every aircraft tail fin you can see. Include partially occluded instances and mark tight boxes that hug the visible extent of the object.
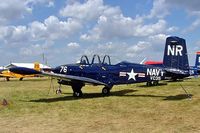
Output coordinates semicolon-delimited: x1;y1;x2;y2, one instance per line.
163;36;189;70
195;52;200;67
34;62;40;71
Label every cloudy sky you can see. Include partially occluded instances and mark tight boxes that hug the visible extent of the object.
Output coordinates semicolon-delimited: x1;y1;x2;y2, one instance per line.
0;0;200;67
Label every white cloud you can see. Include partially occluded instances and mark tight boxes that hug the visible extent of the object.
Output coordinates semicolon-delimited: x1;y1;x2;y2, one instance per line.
126;41;151;57
134;19;167;36
2;0;198;65
0;0;32;24
60;0;106;22
81;15;167;41
27;0;55;7
184;18;200;32
20;44;42;56
19;40;54;56
0;26;31;45
165;0;200;32
167;26;179;33
69;0;168;41
67;42;80;48
32;16;82;40
47;1;54;7
0;0;55;24
148;34;168;44
148;0;169;19
0;16;82;46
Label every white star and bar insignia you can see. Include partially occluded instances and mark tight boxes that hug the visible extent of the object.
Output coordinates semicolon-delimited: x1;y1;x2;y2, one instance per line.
119;69;146;81
127;69;138;80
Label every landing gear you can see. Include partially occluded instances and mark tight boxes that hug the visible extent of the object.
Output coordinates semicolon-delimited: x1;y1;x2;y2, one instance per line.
6;77;10;81
102;87;111;96
56;84;62;94
73;90;83;97
152;81;159;86
146;81;152;86
72;84;83;97
146;81;159;86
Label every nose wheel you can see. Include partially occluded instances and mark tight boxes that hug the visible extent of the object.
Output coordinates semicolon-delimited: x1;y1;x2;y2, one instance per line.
102;87;111;96
56;84;62;94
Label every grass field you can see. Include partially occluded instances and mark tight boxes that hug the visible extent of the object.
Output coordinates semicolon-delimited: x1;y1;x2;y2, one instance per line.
0;77;200;133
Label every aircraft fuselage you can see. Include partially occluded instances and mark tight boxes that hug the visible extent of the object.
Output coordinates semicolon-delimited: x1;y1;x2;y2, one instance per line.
53;62;168;87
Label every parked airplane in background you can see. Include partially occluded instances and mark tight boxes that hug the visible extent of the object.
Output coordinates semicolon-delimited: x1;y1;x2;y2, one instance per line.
189;52;200;76
10;36;190;97
0;62;51;81
145;51;200;78
195;52;200;73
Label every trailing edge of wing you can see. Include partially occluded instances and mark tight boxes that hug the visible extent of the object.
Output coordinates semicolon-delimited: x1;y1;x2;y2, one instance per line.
164;68;188;75
41;71;107;86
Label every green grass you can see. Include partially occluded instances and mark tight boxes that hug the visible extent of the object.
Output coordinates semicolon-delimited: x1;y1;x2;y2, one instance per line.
0;77;200;133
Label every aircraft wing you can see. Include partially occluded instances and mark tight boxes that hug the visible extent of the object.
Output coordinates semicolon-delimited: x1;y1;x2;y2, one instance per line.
41;71;107;85
164;68;189;75
9;67;107;86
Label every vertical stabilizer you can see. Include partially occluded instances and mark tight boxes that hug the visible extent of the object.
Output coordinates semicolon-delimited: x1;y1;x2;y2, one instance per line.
163;36;189;70
34;62;40;71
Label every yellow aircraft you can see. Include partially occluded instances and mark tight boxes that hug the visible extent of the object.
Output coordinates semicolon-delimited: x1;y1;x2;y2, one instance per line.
0;62;49;81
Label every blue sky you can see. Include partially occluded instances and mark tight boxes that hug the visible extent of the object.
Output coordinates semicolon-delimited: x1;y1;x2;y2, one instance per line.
0;0;200;67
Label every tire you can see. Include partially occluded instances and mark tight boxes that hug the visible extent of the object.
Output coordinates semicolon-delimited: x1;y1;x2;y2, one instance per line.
102;87;110;96
6;77;10;81
73;90;83;97
56;89;62;94
72;84;83;97
153;81;159;86
146;82;152;86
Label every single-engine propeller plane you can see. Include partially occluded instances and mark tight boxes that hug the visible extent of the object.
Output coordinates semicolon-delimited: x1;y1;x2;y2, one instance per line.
10;36;190;97
0;62;51;81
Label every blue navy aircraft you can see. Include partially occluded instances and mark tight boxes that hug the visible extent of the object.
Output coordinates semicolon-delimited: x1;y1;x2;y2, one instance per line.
10;36;190;97
190;52;200;77
195;52;200;74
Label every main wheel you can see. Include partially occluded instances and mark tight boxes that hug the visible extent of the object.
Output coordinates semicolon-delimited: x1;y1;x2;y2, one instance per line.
146;81;152;86
102;87;110;96
6;77;10;81
73;90;83;97
152;81;159;86
72;84;83;97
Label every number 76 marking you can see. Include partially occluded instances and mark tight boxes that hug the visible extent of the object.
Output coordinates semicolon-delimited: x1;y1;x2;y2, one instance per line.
60;66;67;73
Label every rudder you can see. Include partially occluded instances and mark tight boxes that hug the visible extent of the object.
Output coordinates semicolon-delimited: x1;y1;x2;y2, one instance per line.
34;62;41;71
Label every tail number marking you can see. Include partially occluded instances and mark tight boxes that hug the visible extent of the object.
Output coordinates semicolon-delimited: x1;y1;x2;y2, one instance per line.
167;45;183;56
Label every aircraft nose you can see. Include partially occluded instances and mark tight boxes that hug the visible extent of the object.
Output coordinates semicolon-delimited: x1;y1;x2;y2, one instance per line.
52;66;61;73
